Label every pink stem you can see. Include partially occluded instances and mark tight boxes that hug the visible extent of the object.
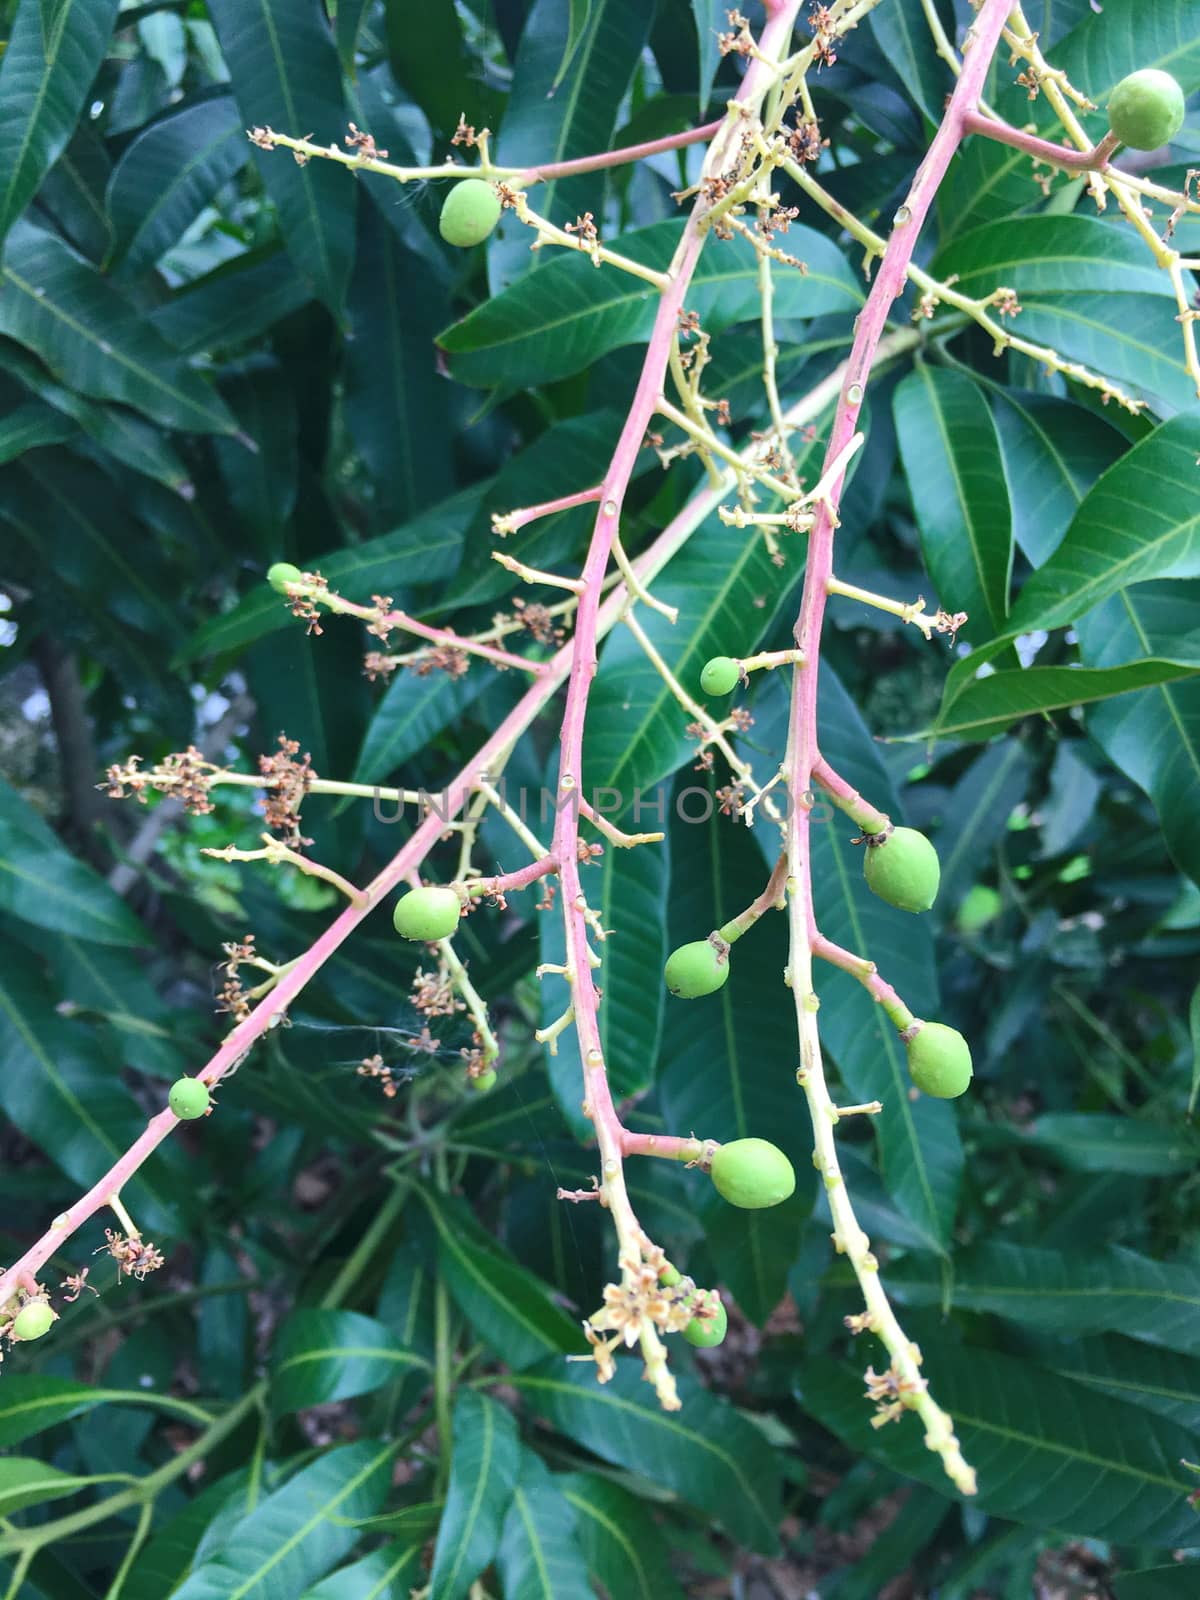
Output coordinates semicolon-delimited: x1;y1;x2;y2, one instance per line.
517;122;723;185
961;108;1116;172
785;0;1014;947
466;856;558;897
550;2;804;1188
381;609;550;676
497;485;603;534
810;755;890;832
812;933;914;1027
620;1131;712;1164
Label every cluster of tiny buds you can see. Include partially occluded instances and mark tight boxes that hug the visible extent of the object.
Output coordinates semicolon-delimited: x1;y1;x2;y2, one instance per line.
863;1360;929;1428
96;1229;165;1283
257;735;314;847
105;748;214;815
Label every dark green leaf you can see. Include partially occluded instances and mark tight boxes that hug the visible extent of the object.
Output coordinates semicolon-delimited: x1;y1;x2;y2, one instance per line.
512;1360;783;1555
1015;1112;1200;1176
0;1375;212;1448
1036;1333;1200;1431
933;658;1200;741
428;1392;521;1600
0;222;237;434
868;0;953;124
0;0;120;252
490;0;652;292
1078;582;1200;890
934;216;1179;302
0;1459;97;1515
106;94;248;276
271;1309;429;1413
344;203;453;525
208;0;356;316
0;778;149;945
893;365;1012;639
0;398;75;462
801;1342;1200;1544
935;740;1032;916
1115;1566;1200;1599
559;1471;685;1600
171;1441;395;1600
423;1190;582;1369
302;1544;419;1598
496;1450;592;1600
888;1241;1200;1357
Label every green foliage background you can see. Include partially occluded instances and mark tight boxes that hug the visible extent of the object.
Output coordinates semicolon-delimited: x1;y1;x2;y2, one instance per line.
1;0;1200;1593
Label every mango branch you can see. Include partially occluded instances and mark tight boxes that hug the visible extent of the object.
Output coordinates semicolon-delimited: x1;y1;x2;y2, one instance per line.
546;0;806;1410
777;0;1018;1498
0;306;879;1313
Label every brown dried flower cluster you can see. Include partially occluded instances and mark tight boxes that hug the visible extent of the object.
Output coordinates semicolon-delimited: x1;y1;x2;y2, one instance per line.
96;1230;165;1283
258;736;314;848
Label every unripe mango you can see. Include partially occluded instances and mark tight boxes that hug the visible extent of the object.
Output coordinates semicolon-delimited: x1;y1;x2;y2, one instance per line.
472;1069;497;1092
683;1291;728;1348
169;1078;210;1120
863;826;940;913
664;939;730;999
393;885;462;942
11;1299;55;1342
267;561;303;594
439;179;502;247
1108;69;1185;152
906;1021;972;1098
710;1137;796;1209
700;656;740;696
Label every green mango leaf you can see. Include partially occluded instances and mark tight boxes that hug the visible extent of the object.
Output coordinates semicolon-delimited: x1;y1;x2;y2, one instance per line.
0;1375;212;1449
932;658;1200;741
423;1190;582;1370
868;0;953;124
384;0;474;140
496;1450;592;1600
211;358;299;549
1033;1332;1200;1431
0;222;237;435
512;1361;783;1555
0;340;191;490
489;0;653;293
888;1241;1200;1357
151;248;312;355
0;779;149;945
0;398;75;462
0;939;185;1229
0;1458;110;1515
658;783;813;1324
302;1544;419;1598
893;365;1012;639
1078;582;1200;889
0;0;120;253
800;1342;1200;1544
334;0;373;74
345;203;453;526
1191;982;1200;1117
933;215;1179;302
271;1309;429;1413
439;218;862;388
990;389;1126;567
692;0;725;112
1008;412;1200;636
428;1392;522;1600
106;94;248;276
353;663;494;788
171;1441;395;1600
208;0;356;317
558;1470;686;1600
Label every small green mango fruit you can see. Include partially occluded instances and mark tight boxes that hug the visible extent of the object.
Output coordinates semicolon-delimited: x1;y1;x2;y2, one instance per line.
439;179;502;247
11;1299;55;1341
169;1078;211;1120
393;885;462;942
472;1068;498;1092
1108;69;1185;151
683;1291;728;1348
267;561;303;594
659;1262;682;1287
700;656;740;696
906;1021;972;1099
664;939;730;999
863;826;940;913
710;1137;796;1209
